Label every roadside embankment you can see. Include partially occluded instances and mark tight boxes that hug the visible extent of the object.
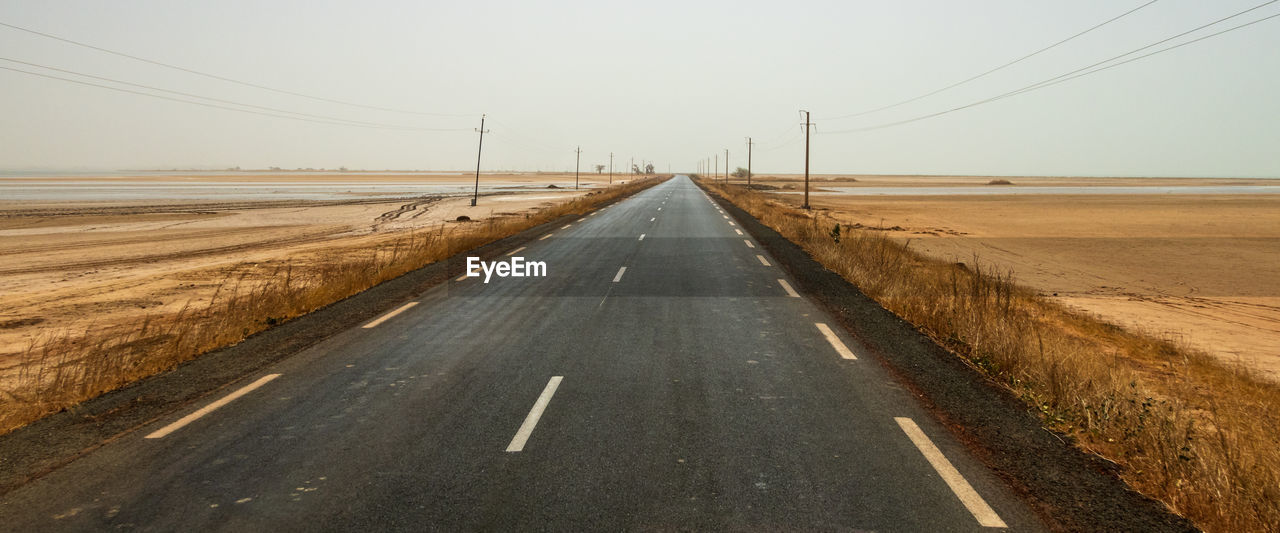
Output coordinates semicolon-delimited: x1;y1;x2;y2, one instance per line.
0;176;668;436
700;179;1277;533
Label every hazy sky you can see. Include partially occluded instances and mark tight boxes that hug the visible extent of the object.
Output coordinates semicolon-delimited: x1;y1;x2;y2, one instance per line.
1;0;1277;177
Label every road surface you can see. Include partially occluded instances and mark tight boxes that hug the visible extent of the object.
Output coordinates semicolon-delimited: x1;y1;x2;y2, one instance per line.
0;176;1045;531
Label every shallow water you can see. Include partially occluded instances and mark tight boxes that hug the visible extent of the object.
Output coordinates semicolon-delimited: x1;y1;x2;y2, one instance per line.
0;180;586;202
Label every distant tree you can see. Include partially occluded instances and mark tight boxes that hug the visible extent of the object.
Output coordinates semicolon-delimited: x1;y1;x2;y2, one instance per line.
644;163;655;174
732;167;751;178
339;166;349;172
631;164;641;174
595;164;605;174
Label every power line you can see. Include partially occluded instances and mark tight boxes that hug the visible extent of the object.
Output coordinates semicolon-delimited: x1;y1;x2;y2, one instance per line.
824;0;1163;121
0;19;474;118
486;117;567;152
822;1;1280;135
0;64;469;131
758;128;804;152
0;56;461;130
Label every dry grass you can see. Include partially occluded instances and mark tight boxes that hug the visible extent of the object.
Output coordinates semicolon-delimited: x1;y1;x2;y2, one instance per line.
0;177;666;434
703;180;1279;533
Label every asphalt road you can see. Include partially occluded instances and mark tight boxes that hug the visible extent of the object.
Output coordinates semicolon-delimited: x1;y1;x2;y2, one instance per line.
0;176;1047;531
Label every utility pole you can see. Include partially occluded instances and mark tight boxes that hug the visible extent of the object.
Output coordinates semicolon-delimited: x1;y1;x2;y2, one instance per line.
724;148;729;184
575;146;583;190
471;113;489;207
609;152;614;184
630;157;634;179
746;137;754;189
800;110;815;209
714;153;718;182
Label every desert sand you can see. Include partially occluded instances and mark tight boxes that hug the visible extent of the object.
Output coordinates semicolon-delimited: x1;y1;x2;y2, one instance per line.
0;171;629;375
753;175;1280;379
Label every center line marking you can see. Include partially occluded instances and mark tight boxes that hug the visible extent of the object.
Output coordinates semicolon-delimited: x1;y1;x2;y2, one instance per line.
362;301;418;329
506;376;564;452
777;279;800;298
539;233;554;240
506;246;526;256
895;417;1007;528
613;266;627;282
744;240;755;248
756;255;771;266
145;374;281;439
815;322;857;359
735;229;743;235
639;234;645;241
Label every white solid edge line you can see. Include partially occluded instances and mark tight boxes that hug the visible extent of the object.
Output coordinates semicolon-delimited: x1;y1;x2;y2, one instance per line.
895;417;1008;528
744;240;755;249
756;255;771;266
146;374;281;439
506;246;527;256
777;279;800;298
815;322;856;359
639;234;646;241
362;301;419;329
539;233;553;240
506;376;564;452
735;229;743;235
613;266;627;283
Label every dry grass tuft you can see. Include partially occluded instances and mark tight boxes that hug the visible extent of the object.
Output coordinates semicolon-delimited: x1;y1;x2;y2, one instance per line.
704;180;1279;533
0;177;666;434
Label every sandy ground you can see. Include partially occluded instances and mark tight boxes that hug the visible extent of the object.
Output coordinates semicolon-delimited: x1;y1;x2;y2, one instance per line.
0;172;631;372
750;175;1280;379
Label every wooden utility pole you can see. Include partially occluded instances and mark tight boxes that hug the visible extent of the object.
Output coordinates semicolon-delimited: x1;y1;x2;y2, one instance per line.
714;153;718;182
471;113;489;207
724;149;730;184
746;137;754;189
575;146;583;190
609;152;614;184
800;110;815;209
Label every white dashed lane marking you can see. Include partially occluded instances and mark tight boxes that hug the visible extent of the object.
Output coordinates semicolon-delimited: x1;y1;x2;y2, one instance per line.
145;374;281;439
362;302;419;329
506;376;564;452
895;417;1008;528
